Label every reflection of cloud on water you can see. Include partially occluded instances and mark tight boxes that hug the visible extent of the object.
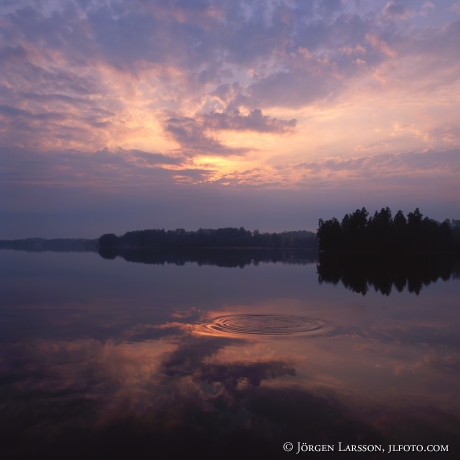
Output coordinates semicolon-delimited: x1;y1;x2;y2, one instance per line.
122;321;192;341
365;321;460;348
0;339;178;404
1;324;460;459
391;348;460;376
0;335;384;453
158;334;296;389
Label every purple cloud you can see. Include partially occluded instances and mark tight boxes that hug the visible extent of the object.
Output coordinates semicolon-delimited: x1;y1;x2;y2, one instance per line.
164;116;249;156
199;109;296;133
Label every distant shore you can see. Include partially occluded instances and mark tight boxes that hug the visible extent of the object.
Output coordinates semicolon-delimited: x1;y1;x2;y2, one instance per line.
0;238;98;252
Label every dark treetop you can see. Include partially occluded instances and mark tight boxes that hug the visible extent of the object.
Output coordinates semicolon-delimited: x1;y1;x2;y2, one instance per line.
317;207;460;255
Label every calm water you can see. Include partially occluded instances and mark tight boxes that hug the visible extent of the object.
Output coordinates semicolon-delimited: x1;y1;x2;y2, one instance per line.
0;250;459;459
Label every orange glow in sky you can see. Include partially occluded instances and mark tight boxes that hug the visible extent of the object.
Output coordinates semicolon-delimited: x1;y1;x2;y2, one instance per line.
1;0;460;237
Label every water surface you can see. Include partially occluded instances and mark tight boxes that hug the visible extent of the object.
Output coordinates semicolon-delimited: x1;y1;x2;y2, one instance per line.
0;250;459;459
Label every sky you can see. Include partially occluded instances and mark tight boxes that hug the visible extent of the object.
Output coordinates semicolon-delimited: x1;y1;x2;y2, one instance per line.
1;0;460;238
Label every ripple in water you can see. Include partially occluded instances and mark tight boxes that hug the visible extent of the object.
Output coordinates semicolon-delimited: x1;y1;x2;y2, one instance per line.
197;314;328;337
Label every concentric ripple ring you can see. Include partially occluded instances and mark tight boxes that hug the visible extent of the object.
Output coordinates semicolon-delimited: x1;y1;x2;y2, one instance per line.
199;314;328;337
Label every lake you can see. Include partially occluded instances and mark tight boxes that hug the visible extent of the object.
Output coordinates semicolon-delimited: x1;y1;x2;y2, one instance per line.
0;249;459;459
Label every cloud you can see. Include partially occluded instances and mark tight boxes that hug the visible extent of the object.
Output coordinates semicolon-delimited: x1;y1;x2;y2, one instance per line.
199;109;296;133
1;0;460;238
0;146;211;192
0;0;394;116
37;145;458;196
365;33;397;58
122;148;183;166
249;69;340;109
315;0;343;16
164;115;250;156
450;2;460;15
382;1;413;21
294;149;460;178
420;1;435;16
204;148;460;193
1;0;457;134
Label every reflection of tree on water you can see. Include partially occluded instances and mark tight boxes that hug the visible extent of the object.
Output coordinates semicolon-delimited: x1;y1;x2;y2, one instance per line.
99;246;318;267
317;254;460;295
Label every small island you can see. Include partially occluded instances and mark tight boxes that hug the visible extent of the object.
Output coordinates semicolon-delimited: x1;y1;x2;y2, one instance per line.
98;227;317;251
317;207;460;255
97;227;318;266
316;207;460;295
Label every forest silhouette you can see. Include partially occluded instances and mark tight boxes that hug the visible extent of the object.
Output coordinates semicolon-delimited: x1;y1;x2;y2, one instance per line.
98;227;317;260
317;207;460;254
2;208;459;291
97;227;318;267
316;207;460;295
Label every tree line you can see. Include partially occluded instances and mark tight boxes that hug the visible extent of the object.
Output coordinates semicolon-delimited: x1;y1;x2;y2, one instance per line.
98;227;317;255
317;207;460;254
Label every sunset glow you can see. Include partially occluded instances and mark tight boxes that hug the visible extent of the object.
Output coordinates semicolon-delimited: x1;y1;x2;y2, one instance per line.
1;0;459;237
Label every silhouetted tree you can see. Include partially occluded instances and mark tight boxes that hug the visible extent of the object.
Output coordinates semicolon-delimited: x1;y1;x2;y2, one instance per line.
368;207;392;252
317;207;457;254
317;218;342;251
